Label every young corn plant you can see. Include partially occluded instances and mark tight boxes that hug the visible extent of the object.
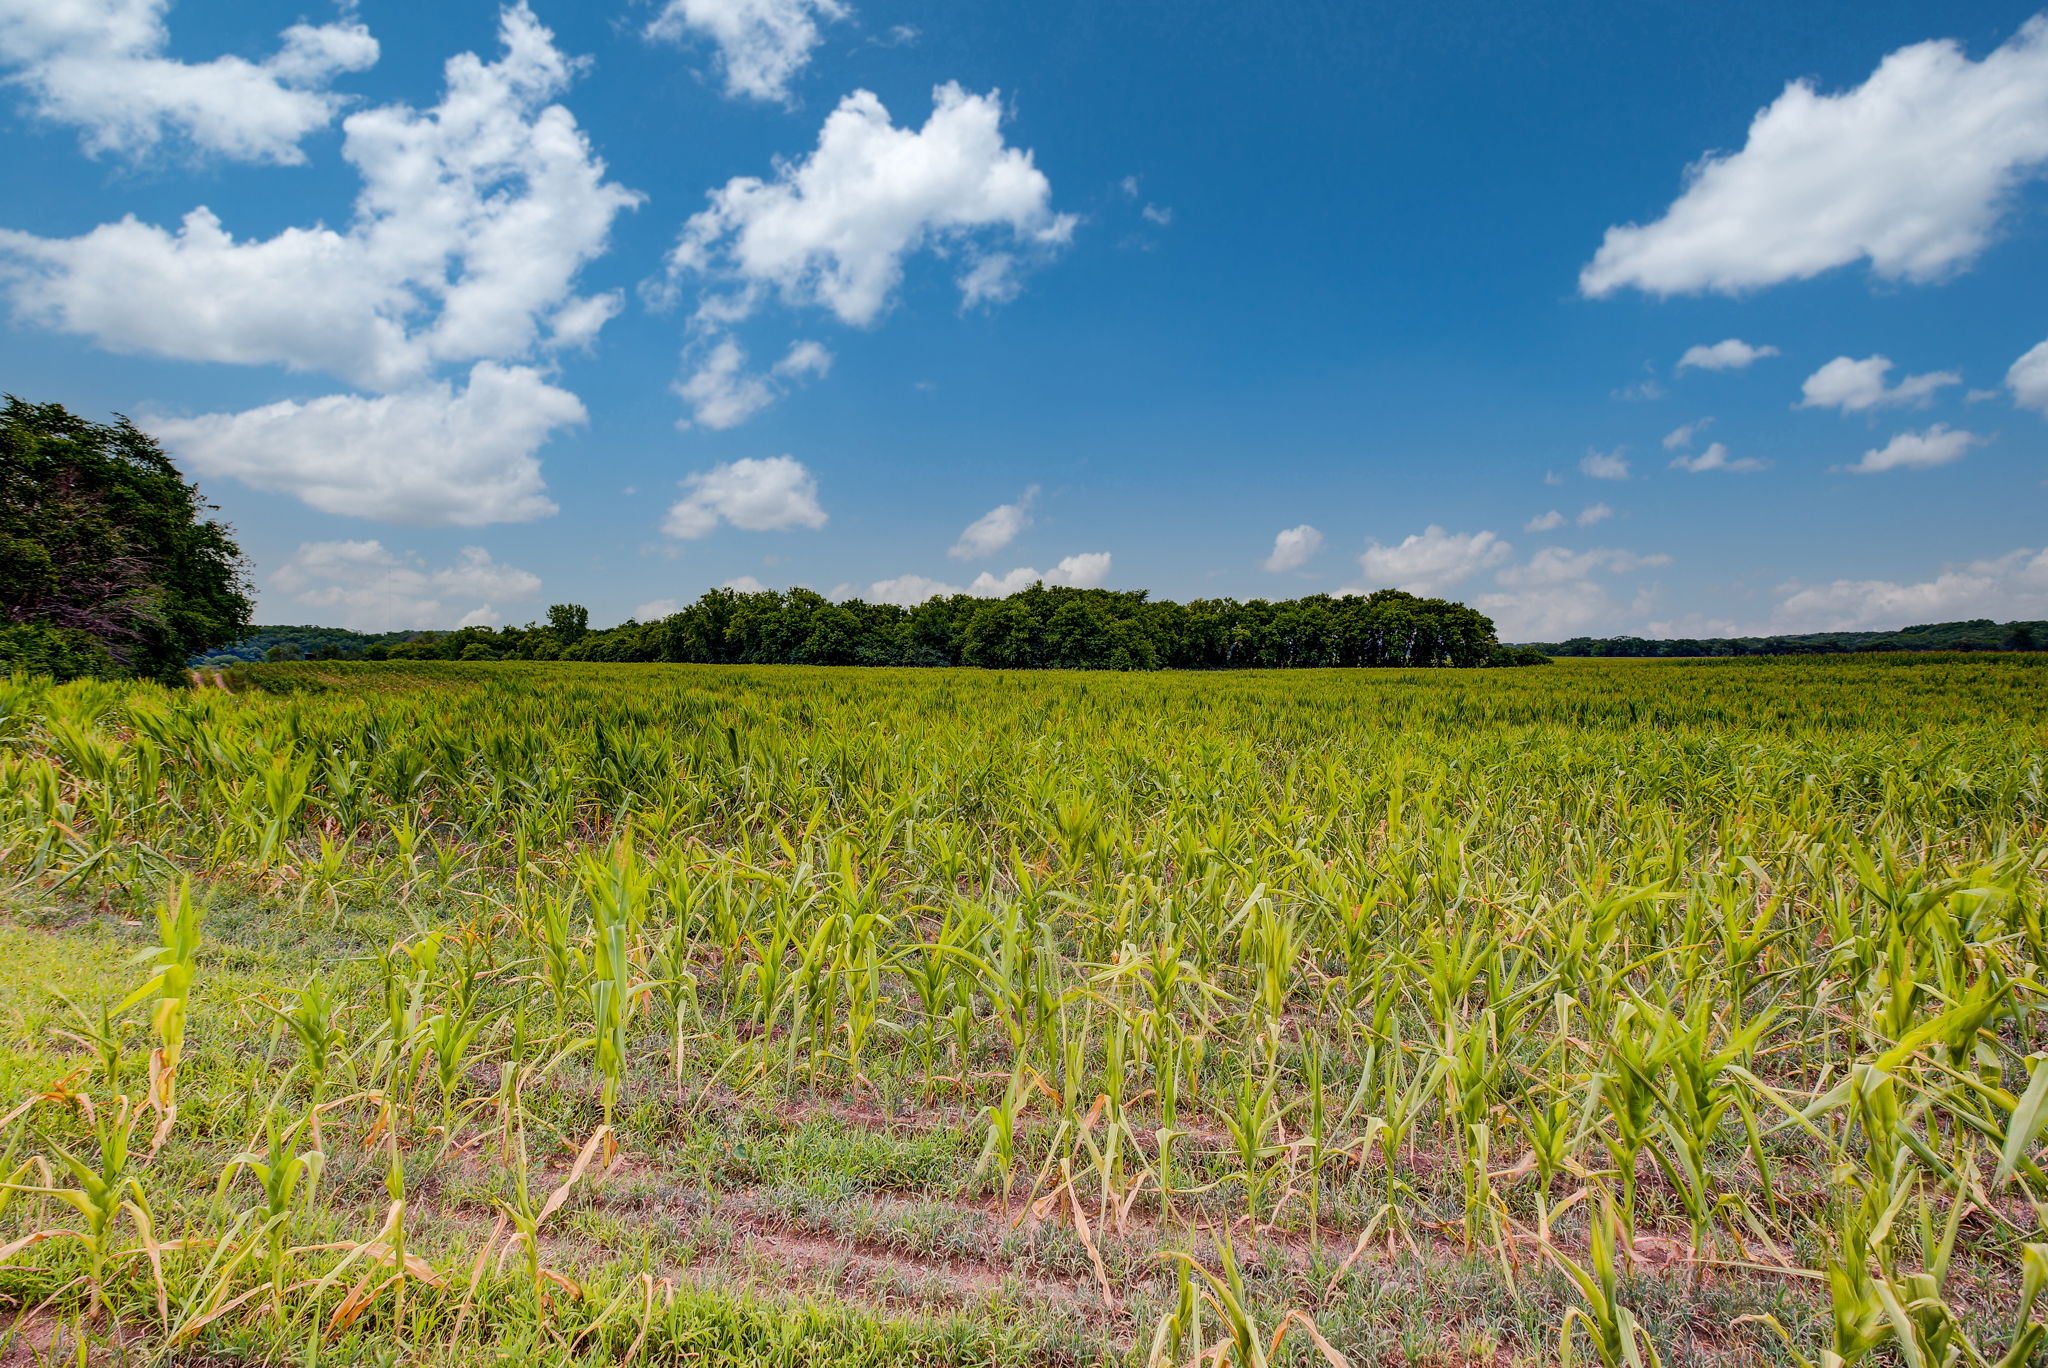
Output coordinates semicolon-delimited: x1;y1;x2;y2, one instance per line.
1156;1237;1353;1368
217;1104;325;1315
1547;1191;1664;1368
266;973;347;1100
0;1097;164;1322
116;879;204;1143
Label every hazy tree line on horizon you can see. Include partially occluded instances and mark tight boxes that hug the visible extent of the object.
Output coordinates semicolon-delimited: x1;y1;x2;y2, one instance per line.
1530;620;2047;657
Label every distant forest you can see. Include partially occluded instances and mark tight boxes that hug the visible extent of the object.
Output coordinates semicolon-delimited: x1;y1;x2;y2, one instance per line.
1522;619;2047;657
200;585;1544;671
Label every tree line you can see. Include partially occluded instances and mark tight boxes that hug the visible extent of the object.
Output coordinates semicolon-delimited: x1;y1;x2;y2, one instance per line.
1526;619;2047;658
228;586;1543;671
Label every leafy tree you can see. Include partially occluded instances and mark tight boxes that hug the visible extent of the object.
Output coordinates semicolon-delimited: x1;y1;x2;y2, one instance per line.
547;603;589;645
0;623;118;678
1;396;250;681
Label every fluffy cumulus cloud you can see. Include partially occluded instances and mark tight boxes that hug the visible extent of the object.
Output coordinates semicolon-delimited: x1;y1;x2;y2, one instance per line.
150;362;578;525
949;487;1038;560
268;540;541;629
1476;547;1670;639
1798;355;1962;413
1350;527;1673;638
1834;424;1982;474
967;552;1111;596
0;5;636;523
1355;526;1511;596
0;6;635;391
1579;448;1630;480
1669;441;1769;474
1676;339;1777;372
645;0;847;104
0;0;378;163
1523;510;1565;532
635;598;681;620
1262;523;1323;573
1771;546;2048;630
1493;546;1670;589
662;454;827;538
664;82;1074;327
1582;17;2048;296
676;337;832;428
2009;340;2048;412
1577;503;1614;527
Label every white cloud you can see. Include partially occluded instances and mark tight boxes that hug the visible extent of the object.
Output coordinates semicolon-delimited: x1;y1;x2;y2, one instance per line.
968;551;1111;596
644;0;847;104
0;3;636;394
859;572;962;606
956;251;1024;310
268;540;540;630
150;362;577;526
676;336;832;428
1262;523;1323;572
1834;424;1983;474
1479;582;1653;640
0;6;635;525
1797;355;1961;412
1669;440;1769;473
1476;547;1670;639
1582;17;2048;296
663;454;827;538
1141;203;1172;226
1577;503;1614;527
948;487;1038;560
635;598;681;620
1662;418;1713;450
663;81;1074;327
1580;448;1630;480
1494;547;1670;589
722;574;770;593
777;339;832;377
1771;546;2048;630
2007;339;2048;413
1523;510;1566;532
1676;339;1778;372
1355;526;1511;596
0;0;378;164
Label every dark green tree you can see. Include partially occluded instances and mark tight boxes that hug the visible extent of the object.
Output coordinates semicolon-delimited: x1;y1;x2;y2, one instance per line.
0;396;250;682
546;603;589;646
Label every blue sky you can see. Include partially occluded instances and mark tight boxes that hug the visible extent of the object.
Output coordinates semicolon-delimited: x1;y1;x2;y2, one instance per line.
2;0;2045;639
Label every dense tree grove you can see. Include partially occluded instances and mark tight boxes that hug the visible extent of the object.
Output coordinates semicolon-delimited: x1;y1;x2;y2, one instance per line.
1527;618;2048;658
1;396;250;681
212;585;1532;671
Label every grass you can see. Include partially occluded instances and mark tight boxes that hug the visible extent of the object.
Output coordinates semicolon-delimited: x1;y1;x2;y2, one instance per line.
0;654;2044;1365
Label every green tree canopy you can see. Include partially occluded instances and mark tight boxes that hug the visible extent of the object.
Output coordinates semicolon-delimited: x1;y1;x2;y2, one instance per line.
0;396;251;682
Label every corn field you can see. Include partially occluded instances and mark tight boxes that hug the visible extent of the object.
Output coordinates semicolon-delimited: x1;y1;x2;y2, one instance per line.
1;655;2046;1366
